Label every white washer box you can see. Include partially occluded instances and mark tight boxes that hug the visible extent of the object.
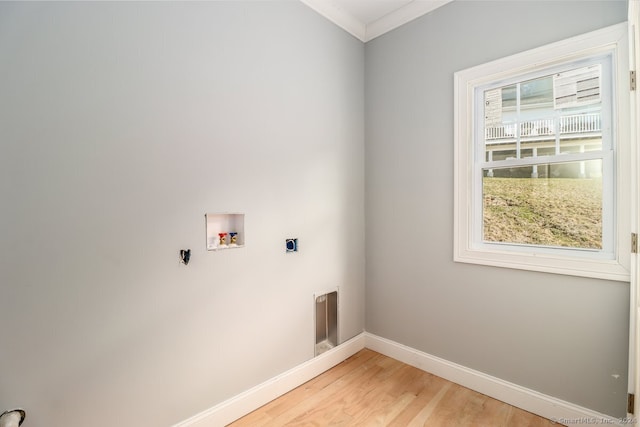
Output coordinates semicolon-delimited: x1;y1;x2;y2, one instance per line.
205;213;245;250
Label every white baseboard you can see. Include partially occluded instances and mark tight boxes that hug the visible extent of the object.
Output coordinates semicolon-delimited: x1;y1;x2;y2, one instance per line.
173;332;366;427
364;333;626;427
173;331;625;427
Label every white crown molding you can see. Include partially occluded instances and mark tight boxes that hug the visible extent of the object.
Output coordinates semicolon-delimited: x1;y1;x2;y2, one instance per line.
365;0;453;42
300;0;367;41
300;0;453;43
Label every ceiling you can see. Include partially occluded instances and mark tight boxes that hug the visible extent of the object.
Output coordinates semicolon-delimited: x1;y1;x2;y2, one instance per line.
300;0;454;42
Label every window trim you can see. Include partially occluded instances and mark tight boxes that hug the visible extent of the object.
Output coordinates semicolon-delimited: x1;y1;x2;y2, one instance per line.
453;22;631;281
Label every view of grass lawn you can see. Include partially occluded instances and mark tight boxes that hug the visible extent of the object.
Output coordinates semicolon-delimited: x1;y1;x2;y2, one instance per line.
483;177;602;249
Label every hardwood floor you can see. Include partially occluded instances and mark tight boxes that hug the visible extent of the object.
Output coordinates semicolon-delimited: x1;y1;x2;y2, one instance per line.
228;349;560;427
229;349;558;427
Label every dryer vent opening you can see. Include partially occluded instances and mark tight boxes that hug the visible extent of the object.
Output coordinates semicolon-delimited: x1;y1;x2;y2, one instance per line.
315;291;338;356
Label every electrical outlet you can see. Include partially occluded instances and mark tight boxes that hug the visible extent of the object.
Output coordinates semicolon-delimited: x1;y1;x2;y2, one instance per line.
286;238;298;252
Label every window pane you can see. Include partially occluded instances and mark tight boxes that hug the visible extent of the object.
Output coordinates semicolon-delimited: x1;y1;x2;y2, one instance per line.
520;126;556;159
484;85;516;148
486;143;515;162
484;71;605;163
521;76;553;107
559;112;602;153
482;160;602;249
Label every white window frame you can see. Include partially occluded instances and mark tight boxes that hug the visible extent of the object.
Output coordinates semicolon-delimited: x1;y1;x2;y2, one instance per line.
454;22;631;281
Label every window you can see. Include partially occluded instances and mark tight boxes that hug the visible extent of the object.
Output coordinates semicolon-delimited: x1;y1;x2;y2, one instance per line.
454;23;631;281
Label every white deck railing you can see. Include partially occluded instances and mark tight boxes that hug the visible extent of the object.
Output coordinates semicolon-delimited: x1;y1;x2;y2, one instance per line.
485;113;601;141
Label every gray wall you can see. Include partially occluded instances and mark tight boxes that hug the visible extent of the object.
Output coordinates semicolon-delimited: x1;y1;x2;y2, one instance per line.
0;2;364;426
1;0;632;424
365;0;629;418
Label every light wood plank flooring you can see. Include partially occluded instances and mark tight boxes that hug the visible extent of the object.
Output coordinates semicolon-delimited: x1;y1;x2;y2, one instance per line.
228;349;560;427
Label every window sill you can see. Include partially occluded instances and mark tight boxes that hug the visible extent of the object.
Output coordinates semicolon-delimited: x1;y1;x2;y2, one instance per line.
454;245;630;282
